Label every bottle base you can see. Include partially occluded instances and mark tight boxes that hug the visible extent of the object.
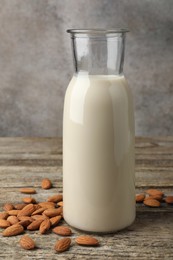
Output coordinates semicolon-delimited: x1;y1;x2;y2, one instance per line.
64;214;136;234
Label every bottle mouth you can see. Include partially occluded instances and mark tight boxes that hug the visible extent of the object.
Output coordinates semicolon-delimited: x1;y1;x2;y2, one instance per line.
67;29;129;38
67;29;129;34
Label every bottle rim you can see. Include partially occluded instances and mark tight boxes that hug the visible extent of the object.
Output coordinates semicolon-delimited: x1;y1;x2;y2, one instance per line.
67;29;129;35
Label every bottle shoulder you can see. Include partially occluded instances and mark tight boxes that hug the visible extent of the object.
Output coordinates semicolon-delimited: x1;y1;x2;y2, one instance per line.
65;75;133;104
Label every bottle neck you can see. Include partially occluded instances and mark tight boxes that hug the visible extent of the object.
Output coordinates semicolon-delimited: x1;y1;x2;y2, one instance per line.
69;31;127;75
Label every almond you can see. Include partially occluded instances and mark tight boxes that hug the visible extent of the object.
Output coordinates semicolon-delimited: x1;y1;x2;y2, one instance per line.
3;203;14;211
52;226;72;236
14;204;26;210
54;238;71;253
34;204;41;210
41;178;52;189
22;197;36;204
43;207;62;218
19;219;32;228
57;201;63;207
39;202;55;209
32;215;47;221
7;216;19;225
19;235;35;250
47;194;63;203
17;204;35;217
143;198;161;207
8;210;21;216
19;188;36;194
50;216;62;227
136;194;145;203
165;196;173;204
145;194;163;202
3;224;24;237
145;189;164;197
27;220;43;231
39;218;51;234
0;219;11;228
0;212;9;219
75;235;99;246
18;216;33;222
32;207;46;216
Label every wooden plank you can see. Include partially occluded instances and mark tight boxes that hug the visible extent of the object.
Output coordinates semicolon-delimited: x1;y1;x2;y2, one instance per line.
0;167;62;188
0;157;62;166
0;165;172;188
0;137;62;154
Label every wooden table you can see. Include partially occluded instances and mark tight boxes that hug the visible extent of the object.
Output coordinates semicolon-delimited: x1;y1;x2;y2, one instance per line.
0;137;172;259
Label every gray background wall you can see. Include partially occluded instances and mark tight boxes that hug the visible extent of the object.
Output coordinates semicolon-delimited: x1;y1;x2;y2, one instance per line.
0;0;172;136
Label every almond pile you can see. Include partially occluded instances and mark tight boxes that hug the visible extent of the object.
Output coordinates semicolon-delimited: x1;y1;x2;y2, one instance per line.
0;178;99;253
136;189;173;207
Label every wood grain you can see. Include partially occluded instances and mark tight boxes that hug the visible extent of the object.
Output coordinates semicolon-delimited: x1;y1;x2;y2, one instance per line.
0;137;172;259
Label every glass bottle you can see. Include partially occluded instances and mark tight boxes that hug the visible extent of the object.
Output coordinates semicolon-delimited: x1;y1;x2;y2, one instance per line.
63;29;135;233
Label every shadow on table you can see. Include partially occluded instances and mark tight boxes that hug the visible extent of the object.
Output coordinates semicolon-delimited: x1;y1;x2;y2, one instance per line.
100;207;173;237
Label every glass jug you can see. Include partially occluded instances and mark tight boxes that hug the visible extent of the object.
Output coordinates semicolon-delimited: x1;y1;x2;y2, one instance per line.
63;29;135;233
